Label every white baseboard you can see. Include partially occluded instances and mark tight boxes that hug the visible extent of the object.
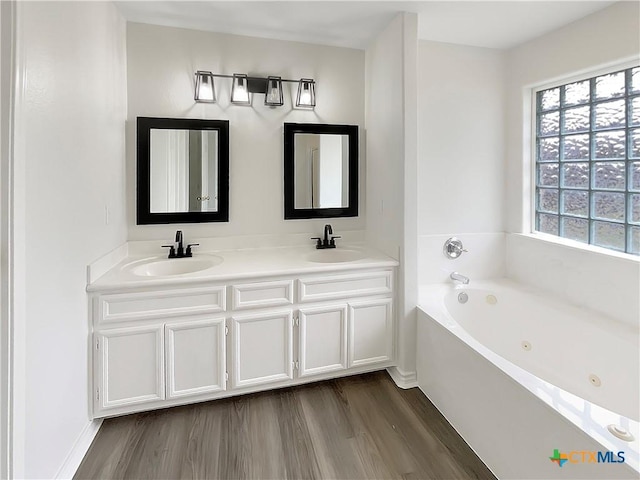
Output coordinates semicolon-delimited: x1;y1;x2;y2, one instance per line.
55;419;103;480
387;366;417;389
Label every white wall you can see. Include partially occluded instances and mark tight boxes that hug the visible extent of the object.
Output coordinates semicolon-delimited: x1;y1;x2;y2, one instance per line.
0;3;14;478
365;16;404;259
126;23;365;242
505;2;640;325
365;13;418;384
13;2;128;477
417;41;506;284
507;234;639;327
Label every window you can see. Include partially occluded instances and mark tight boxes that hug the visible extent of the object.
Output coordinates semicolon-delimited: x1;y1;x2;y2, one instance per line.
535;66;640;255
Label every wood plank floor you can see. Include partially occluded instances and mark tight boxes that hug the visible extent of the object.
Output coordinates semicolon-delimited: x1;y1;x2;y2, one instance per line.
75;371;496;480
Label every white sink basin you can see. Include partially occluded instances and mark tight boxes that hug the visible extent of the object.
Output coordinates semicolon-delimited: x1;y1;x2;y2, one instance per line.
127;255;223;277
306;249;366;264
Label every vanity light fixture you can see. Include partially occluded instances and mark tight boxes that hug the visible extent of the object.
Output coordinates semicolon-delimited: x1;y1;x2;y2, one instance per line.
264;76;284;106
193;71;316;108
194;71;216;103
296;78;316;108
231;73;251;105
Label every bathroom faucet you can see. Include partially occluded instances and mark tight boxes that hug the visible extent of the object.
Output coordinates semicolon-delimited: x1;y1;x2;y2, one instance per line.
175;230;184;257
324;224;332;245
450;272;470;285
311;224;341;249
162;230;199;259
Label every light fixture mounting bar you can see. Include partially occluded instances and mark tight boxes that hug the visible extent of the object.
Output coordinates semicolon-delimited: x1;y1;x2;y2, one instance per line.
209;73;313;84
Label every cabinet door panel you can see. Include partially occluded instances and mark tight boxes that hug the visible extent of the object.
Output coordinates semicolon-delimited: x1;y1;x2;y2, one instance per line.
96;325;164;409
232;310;293;388
349;299;393;367
299;305;347;377
166;317;226;398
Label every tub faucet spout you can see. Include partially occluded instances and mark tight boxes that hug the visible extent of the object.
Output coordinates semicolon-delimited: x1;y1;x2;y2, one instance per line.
450;272;470;285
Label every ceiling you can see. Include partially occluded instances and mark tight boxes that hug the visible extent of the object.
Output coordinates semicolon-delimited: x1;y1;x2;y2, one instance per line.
115;1;617;50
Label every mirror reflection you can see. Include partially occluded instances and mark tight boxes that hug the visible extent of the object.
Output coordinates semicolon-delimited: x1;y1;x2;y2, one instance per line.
284;123;358;220
294;134;349;209
136;117;229;225
150;129;219;213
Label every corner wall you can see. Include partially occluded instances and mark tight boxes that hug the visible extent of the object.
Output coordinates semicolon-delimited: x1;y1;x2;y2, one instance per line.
126;23;365;242
505;2;640;326
0;3;14;478
12;2;128;477
365;13;418;384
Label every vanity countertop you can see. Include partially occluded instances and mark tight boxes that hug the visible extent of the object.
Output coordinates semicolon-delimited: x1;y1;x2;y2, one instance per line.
87;244;398;293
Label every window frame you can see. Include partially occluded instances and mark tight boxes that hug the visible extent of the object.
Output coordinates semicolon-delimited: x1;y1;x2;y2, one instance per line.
530;60;640;257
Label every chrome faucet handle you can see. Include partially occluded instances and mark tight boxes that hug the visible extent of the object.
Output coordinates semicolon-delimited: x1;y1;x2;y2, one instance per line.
443;237;467;259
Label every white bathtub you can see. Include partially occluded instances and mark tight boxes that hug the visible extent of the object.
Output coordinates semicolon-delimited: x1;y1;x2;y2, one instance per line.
417;279;639;480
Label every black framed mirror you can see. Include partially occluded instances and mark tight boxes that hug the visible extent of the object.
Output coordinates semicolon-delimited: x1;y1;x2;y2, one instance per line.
284;123;358;219
137;117;229;224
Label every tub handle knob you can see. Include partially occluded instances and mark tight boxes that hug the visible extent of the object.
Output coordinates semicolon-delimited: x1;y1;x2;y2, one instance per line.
444;237;467;259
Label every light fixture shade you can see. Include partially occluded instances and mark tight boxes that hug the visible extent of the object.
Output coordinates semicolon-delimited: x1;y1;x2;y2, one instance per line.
264;76;284;106
194;71;216;103
296;78;316;108
231;74;251;105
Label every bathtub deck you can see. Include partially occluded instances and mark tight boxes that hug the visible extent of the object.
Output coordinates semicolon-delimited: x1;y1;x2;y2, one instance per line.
75;371;496;479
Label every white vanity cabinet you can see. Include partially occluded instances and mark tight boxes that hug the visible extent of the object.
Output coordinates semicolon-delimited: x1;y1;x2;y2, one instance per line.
94;316;226;416
94;324;165;410
296;270;394;374
348;298;394;367
90;266;395;418
165;317;227;398
298;304;348;377
92;286;227;417
231;309;294;388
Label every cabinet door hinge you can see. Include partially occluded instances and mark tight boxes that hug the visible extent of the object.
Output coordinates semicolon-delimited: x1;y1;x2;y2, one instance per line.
96;339;99;350
293;316;299;327
225;372;229;381
225;325;229;336
96;388;100;400
293;361;299;370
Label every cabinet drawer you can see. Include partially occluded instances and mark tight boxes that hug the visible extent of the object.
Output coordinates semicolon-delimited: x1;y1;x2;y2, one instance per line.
298;270;393;303
98;286;226;323
231;280;294;310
